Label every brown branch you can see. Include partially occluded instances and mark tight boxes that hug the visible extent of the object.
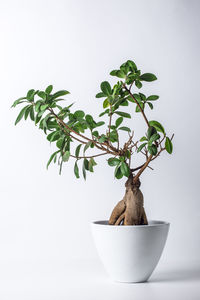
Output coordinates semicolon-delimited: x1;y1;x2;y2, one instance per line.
48;108;119;156
133;155;153;182
123;84;150;128
70;152;108;159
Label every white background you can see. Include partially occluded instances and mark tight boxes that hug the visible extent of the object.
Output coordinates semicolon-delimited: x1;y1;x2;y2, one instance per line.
0;0;200;299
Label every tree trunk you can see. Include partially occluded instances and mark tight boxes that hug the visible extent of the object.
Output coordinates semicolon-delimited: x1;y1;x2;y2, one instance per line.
109;174;148;226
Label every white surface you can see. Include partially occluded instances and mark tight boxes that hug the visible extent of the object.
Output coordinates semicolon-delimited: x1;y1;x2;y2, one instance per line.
0;259;199;300
0;0;200;296
91;220;169;282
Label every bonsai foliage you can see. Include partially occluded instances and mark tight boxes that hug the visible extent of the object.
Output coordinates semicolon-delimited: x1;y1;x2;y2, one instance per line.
12;59;174;226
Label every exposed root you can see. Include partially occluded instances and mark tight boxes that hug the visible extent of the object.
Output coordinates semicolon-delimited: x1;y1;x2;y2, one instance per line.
108;199;126;225
109;174;148;226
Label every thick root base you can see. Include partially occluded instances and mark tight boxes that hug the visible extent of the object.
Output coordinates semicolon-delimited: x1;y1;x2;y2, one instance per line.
109;175;148;226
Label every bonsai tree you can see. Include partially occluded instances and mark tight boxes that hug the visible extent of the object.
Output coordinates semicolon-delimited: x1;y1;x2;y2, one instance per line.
12;59;174;226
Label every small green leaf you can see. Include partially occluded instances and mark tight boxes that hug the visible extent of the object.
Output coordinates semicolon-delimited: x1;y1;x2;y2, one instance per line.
120;162;130;177
84;141;92;153
75;144;82;157
127;60;137;71
51;90;70;99
110;70;118;76
24;105;32;120
147;95;159;101
56;137;65;149
114;164;123;179
82;161;86;180
29;106;35;121
74;161;80;178
149;120;165;134
149;133;160;145
115;111;131;118
115;117;123;128
84;158;89;170
118;126;131;132
74;110;85;119
45;85;53;94
148;144;157;155
15;105;29;125
147;126;157;140
140;136;148;142
103;99;109;108
147;102;154;110
135;80;142;89
63;151;70;162
96;92;105;98
137;143;147;153
26;89;35;101
165;137;173;154
100;81;112;96
37;91;46;99
96;121;105;127
140;73;157;82
108;157;120;166
40;104;48;111
46;150;60;169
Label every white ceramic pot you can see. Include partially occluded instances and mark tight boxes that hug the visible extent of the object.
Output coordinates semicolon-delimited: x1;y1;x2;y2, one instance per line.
91;220;169;283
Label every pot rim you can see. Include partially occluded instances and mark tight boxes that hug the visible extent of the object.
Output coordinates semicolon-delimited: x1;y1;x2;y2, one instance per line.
91;220;170;228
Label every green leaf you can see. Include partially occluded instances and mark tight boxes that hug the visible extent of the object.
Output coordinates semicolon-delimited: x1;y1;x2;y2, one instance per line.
29;106;35;121
96;121;105;127
92;131;99;138
15;105;29;125
35;100;42;112
148;144;157;155
74;110;85;119
115;111;131;118
140;73;157;82
149;120;165;134
74;161;80;178
46;150;60;169
24;105;32;120
82;160;86;180
75;144;82;158
137;143;147;153
63;151;70;162
108;157;120;166
26;89;35;101
45;85;53;94
127;60;137;71
118;126;131;132
56;137;65;149
140;136;148;142
110;70;118;76
147;126;157;140
84;158;89;170
147;95;159;101
116;70;126;78
11;97;27;108
135;80;142;89
51;90;70;99
114;164;123;179
165;137;173;154
120;162;130;177
103;99;109;108
37;91;46;99
135;103;144;113
89;157;97;172
47;131;59;142
84;141;92;153
98;135;107;143
115;117;123;128
100;81;112;96
147;102;154;110
96;92;106;98
40;104;48;111
149;133;160;145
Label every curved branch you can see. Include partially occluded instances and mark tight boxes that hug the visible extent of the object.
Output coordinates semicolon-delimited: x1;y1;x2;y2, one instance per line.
123;84;150;128
70;152;108;159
